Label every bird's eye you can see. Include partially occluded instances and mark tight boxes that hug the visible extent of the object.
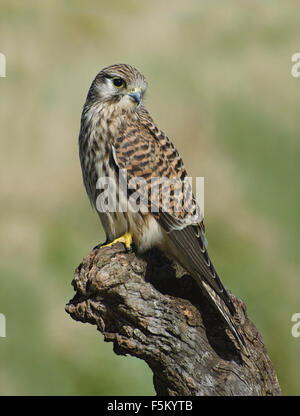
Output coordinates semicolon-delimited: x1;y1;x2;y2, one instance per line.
112;77;125;88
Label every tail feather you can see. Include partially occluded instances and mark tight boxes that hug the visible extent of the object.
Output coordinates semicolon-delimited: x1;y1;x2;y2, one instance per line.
200;279;248;354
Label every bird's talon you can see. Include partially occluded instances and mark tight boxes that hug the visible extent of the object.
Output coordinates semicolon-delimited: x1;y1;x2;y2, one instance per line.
100;232;133;251
93;238;110;250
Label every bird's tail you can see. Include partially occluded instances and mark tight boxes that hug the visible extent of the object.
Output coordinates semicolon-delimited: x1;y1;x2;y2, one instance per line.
200;279;249;355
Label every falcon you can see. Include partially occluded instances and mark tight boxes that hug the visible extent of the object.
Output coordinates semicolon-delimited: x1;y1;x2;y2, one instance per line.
79;63;246;351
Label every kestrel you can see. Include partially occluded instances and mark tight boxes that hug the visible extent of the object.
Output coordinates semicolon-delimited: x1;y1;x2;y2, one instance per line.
79;64;246;351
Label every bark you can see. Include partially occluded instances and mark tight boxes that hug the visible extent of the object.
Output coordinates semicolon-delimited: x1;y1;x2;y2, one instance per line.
65;242;281;396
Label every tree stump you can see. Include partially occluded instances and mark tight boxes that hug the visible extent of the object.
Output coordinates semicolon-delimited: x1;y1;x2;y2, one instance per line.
65;243;281;396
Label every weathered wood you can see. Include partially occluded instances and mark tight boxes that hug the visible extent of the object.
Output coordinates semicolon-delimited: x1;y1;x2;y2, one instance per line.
65;243;281;396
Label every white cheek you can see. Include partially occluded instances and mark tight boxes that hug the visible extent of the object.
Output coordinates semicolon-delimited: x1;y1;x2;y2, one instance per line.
96;80;117;100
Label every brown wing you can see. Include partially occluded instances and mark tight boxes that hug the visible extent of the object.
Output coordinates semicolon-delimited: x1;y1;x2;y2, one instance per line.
112;110;246;350
113;109;234;308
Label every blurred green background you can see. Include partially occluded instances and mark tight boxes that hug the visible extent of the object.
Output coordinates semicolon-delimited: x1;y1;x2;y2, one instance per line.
0;0;299;395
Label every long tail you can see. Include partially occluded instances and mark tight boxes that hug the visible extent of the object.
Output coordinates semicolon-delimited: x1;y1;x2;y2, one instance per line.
200;279;249;355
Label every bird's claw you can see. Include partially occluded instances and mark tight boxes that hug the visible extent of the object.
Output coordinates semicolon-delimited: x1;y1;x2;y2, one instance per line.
95;232;133;252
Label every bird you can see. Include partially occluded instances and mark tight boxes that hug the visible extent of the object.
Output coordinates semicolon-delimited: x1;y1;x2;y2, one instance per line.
79;63;246;352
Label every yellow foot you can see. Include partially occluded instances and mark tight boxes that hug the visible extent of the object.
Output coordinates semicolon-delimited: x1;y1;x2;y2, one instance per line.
102;232;133;250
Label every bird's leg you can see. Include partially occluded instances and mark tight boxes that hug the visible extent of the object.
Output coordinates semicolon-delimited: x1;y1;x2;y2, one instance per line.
100;232;133;251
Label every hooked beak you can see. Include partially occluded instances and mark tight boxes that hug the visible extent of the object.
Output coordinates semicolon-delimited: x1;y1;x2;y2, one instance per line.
128;88;142;105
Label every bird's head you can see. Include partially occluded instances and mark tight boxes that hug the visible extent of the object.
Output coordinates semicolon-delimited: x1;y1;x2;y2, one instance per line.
87;64;148;111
